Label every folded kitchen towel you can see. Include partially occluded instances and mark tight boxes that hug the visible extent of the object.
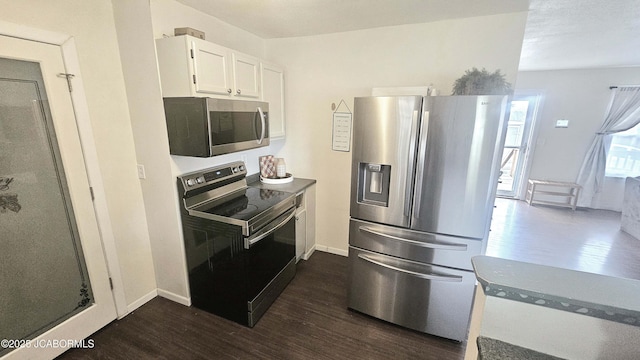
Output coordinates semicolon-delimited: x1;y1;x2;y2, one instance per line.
259;155;276;178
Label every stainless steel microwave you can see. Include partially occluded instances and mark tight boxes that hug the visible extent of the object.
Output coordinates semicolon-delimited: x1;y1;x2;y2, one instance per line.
163;97;269;157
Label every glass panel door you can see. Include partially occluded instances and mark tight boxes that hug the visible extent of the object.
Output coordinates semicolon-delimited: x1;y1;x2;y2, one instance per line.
0;34;115;359
497;96;538;198
0;57;95;356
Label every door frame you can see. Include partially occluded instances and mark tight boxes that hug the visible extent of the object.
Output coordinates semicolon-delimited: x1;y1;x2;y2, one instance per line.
510;89;545;200
0;22;128;317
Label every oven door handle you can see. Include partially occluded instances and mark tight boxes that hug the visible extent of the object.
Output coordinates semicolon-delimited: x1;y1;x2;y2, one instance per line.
245;207;296;249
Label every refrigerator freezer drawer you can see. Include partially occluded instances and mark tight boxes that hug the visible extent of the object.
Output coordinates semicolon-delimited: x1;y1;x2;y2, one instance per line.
349;219;482;271
347;246;476;341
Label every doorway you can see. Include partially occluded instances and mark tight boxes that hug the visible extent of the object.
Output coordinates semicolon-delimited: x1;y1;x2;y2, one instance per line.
0;35;116;359
497;94;540;198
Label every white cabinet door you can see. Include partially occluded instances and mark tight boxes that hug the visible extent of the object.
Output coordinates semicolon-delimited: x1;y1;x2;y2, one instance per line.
192;39;232;96
232;52;260;98
260;62;286;138
304;185;316;259
156;35;232;97
295;208;307;262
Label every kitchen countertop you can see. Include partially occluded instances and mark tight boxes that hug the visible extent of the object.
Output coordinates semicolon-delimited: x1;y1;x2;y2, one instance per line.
247;173;316;194
472;255;640;327
476;336;565;360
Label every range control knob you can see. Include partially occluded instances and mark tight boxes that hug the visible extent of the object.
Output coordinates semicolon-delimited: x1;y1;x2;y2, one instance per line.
232;167;239;173
186;178;196;187
239;165;245;172
196;176;205;184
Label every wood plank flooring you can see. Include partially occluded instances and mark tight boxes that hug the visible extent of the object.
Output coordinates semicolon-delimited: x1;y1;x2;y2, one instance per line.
57;198;640;359
58;251;465;360
488;198;640;280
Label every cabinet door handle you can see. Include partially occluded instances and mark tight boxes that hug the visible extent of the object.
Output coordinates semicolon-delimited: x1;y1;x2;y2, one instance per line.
227;88;232;94
236;89;242;95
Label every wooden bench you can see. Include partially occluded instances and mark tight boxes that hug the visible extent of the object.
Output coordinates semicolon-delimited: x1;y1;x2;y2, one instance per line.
526;180;581;210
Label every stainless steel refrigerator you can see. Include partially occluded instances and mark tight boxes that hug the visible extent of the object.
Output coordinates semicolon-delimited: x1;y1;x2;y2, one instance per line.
347;95;509;341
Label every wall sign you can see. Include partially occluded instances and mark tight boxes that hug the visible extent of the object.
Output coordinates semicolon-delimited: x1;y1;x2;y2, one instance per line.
332;99;352;152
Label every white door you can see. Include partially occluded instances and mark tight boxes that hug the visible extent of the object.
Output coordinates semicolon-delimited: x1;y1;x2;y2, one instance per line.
0;35;116;359
497;95;540;198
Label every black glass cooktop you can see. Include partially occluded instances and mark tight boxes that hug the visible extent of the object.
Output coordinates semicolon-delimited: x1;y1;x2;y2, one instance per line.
197;187;293;221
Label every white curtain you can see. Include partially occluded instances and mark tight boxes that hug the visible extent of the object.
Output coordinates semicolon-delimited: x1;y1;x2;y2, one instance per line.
576;87;640;208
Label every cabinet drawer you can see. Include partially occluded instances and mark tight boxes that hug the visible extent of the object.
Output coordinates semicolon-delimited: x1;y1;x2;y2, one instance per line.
349;219;481;271
347;246;476;341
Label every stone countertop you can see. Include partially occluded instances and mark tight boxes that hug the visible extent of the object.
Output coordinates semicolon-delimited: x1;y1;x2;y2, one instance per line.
247;173;316;194
477;336;565;360
472;255;640;327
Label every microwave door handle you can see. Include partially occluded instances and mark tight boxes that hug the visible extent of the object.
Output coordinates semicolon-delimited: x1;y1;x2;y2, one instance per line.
257;107;266;144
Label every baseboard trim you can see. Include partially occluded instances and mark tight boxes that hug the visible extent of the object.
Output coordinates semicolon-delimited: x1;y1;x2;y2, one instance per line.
158;288;191;307
124;289;158;317
314;245;348;257
302;244;316;260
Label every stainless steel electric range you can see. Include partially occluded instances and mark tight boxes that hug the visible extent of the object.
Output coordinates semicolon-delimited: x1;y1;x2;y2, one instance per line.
177;161;296;327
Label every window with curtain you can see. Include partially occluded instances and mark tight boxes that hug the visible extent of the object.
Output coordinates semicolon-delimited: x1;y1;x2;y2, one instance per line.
576;86;640;208
606;124;640;177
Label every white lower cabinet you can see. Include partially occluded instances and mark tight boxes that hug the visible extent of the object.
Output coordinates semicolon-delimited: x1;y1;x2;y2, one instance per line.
294;184;316;262
295;208;307;262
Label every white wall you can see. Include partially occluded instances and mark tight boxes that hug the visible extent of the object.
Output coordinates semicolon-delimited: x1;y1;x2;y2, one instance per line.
516;67;640;211
111;0;189;306
150;0;265;59
0;0;157;308
266;13;528;255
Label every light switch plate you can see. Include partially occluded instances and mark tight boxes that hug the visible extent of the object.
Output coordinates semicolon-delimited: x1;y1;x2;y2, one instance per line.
555;119;570;128
137;164;146;179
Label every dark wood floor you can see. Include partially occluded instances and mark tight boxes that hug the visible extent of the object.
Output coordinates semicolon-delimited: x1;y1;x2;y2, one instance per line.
58;251;465;360
58;198;640;359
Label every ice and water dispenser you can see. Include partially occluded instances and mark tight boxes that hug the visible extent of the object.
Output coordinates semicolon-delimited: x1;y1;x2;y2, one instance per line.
357;163;391;207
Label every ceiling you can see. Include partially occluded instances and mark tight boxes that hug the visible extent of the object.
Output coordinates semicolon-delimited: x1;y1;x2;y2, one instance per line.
176;0;640;71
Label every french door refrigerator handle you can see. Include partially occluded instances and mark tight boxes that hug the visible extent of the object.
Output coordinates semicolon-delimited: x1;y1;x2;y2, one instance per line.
257;106;266;144
359;226;467;251
404;110;420;217
357;254;462;282
412;110;430;219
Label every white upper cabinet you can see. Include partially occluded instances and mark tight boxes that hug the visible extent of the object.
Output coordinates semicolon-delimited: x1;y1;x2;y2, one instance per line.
191;39;232;96
156;36;285;139
156;35;260;99
260;62;285;138
232;53;260;98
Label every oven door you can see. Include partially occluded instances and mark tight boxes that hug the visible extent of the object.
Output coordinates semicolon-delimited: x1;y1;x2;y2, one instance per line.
244;206;296;325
